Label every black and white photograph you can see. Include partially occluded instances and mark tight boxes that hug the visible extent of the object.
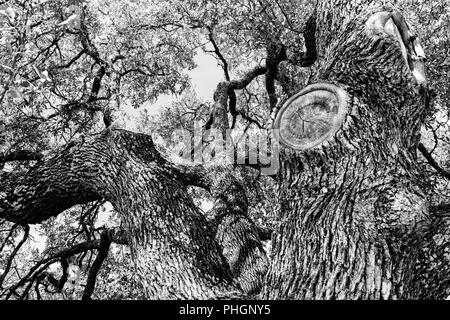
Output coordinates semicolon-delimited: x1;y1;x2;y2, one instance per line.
0;0;449;309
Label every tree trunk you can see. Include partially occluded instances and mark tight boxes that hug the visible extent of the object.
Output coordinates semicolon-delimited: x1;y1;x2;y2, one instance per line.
263;0;440;299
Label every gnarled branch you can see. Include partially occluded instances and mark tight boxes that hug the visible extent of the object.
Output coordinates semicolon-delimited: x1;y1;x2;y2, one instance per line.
287;12;317;67
0;150;43;164
418;143;450;180
82;231;112;300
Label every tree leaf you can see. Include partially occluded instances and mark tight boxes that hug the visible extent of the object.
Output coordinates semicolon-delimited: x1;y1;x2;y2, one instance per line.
8;89;19;99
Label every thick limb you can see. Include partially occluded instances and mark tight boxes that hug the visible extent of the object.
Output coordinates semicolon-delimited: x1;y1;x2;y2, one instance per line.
0;129;240;299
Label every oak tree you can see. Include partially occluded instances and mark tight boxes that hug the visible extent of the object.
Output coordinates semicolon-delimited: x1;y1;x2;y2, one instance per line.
1;0;450;299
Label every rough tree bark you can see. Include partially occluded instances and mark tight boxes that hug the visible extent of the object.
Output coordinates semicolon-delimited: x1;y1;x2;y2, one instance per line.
1;0;449;300
263;0;446;299
0;130;242;299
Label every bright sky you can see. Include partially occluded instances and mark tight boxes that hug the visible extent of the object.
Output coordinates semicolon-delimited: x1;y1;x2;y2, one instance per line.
190;50;225;101
122;50;224;130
